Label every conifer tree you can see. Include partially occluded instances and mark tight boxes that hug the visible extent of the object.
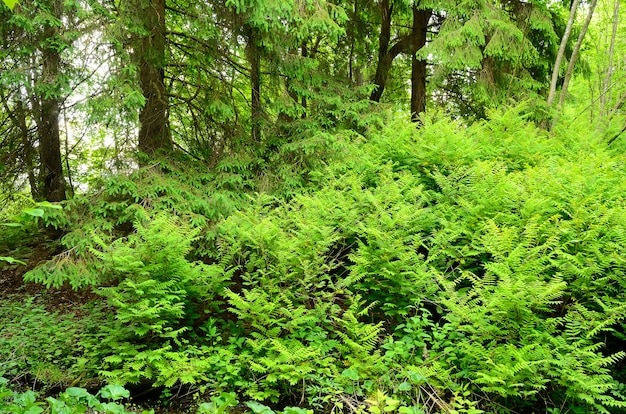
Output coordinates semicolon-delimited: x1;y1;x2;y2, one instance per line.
131;0;172;156
0;0;69;201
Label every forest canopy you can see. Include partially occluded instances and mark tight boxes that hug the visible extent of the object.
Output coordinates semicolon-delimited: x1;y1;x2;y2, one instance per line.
1;0;626;413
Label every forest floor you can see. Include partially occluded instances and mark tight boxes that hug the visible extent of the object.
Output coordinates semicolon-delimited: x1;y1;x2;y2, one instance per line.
0;242;199;413
0;243;98;310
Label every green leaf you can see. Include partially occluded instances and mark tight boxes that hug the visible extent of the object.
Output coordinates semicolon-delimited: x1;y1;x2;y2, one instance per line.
23;208;44;218
0;256;26;265
341;367;360;381
245;401;275;414
398;382;412;392
398;406;425;414
2;0;18;11
65;387;90;398
99;384;130;401
36;201;62;210
283;408;312;414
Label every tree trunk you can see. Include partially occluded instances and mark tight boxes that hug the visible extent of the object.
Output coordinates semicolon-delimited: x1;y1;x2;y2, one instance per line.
558;0;598;107
17;101;39;200
0;89;40;199
601;0;620;116
137;0;171;157
410;7;431;122
245;23;261;142
38;0;66;202
370;0;393;102
547;0;579;106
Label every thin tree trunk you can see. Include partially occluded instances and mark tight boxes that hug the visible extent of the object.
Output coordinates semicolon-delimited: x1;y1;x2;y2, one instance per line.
245;23;261;142
558;0;598;107
547;0;579;106
137;0;171;157
348;0;358;83
17;101;38;200
0;89;39;199
601;0;620;116
301;42;308;116
410;7;431;122
39;0;66;202
63;112;75;197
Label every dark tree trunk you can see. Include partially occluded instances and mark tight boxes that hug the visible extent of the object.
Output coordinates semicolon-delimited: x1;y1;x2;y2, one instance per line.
370;0;411;103
137;0;171;156
370;0;393;102
0;89;40;199
245;23;261;142
410;7;431;122
38;0;66;202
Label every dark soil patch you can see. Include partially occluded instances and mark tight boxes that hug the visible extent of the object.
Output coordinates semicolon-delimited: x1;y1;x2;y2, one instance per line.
0;243;101;312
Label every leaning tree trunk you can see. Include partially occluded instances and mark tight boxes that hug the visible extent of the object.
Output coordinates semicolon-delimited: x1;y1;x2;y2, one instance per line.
547;0;579;106
370;0;413;103
136;0;171;157
370;0;394;102
410;7;431;122
601;0;619;116
38;0;66;202
558;0;598;107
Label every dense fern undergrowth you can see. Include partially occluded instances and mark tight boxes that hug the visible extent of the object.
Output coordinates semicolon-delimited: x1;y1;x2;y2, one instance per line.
2;105;626;413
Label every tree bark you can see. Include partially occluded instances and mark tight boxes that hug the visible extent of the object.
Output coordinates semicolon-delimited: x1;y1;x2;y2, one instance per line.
370;0;394;102
370;0;413;103
38;0;66;202
601;0;620;116
136;0;171;157
245;23;261;142
558;0;598;107
410;7;431;122
547;0;579;106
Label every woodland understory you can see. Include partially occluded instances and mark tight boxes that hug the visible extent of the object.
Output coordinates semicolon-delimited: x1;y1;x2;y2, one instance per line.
1;0;626;413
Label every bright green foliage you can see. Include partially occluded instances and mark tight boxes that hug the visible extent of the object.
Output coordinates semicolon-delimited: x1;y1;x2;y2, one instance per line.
422;0;560;117
84;213;232;386
23;158;248;288
5;104;626;413
1;0;18;11
22;142;341;289
210;104;626;411
0;200;62;265
0;382;319;414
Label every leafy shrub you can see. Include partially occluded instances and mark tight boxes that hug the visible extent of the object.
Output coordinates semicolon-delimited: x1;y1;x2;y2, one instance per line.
212;105;626;411
82;213;233;386
0;380;154;414
12;105;626;413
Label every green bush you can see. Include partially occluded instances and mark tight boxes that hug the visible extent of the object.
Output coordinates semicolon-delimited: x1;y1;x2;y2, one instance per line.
0;380;153;414
211;105;626;411
84;213;233;387
11;105;626;413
